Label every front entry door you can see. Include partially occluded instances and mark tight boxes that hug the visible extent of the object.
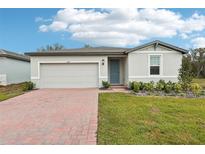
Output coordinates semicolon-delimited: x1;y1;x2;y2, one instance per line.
110;59;120;84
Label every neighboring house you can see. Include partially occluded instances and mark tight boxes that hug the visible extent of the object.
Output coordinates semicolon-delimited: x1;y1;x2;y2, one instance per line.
0;49;30;85
25;40;187;88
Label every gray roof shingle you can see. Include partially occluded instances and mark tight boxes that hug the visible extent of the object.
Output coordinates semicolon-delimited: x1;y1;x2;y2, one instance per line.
25;47;129;56
25;40;188;56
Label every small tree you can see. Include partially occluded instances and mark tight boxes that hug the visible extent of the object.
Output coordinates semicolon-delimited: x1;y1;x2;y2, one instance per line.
178;56;194;91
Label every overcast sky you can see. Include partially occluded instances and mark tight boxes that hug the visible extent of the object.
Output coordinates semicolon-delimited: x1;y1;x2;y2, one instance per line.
1;8;205;53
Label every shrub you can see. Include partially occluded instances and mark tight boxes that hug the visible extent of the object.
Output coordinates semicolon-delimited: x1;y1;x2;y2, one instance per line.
164;81;175;93
180;82;191;92
159;79;166;86
164;81;173;93
200;90;205;96
156;80;166;91
22;81;34;91
102;81;110;89
190;83;202;96
173;83;182;93
167;81;174;86
179;92;186;97
29;82;34;90
143;81;154;91
139;81;145;90
150;81;155;85
156;81;165;91
129;81;135;90
133;82;140;93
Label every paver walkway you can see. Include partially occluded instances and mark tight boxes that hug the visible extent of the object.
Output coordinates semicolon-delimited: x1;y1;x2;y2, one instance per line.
99;86;130;93
0;88;98;145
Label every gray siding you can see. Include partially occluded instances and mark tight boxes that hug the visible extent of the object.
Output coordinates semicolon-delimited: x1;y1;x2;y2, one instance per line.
0;57;6;74
0;57;7;85
128;45;182;83
0;57;30;85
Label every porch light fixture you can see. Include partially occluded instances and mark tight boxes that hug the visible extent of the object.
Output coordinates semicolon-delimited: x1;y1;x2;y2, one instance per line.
102;59;105;65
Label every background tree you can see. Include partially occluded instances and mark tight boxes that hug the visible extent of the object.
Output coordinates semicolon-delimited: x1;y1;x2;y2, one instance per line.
190;48;205;78
84;44;92;48
37;43;64;52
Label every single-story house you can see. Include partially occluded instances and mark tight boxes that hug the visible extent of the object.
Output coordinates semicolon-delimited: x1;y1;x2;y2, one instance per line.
0;49;30;85
25;40;187;88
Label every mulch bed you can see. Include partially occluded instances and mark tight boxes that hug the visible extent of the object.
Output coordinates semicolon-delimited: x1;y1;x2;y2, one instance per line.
132;90;205;98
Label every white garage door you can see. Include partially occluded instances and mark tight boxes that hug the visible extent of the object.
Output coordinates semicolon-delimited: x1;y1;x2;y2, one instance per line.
39;63;98;88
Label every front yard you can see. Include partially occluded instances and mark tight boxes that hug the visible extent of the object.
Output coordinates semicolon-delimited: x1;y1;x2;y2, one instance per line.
193;78;205;89
0;82;30;101
98;93;205;144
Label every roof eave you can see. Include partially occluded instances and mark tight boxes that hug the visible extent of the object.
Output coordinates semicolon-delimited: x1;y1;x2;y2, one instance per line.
0;54;30;62
25;52;126;56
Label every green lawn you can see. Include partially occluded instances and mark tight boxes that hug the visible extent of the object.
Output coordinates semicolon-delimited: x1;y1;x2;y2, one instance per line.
0;83;26;101
193;78;205;89
98;93;205;144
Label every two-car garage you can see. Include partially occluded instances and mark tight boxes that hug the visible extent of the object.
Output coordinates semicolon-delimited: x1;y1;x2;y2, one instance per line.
39;63;99;88
26;50;111;89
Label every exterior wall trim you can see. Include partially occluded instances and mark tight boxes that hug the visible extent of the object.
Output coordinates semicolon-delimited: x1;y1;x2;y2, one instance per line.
99;76;108;79
130;50;180;54
129;76;177;78
31;76;39;80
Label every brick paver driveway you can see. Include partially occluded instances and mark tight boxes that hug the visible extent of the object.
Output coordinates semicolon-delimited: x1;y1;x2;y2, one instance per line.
0;89;98;144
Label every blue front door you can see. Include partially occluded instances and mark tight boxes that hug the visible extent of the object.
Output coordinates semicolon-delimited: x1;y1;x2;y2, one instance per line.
110;59;120;84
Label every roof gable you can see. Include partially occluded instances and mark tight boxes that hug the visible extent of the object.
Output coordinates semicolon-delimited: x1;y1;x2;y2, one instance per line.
125;40;188;54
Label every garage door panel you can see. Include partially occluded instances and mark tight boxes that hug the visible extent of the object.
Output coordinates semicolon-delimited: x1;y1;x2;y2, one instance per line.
39;63;98;88
43;71;97;77
42;66;97;72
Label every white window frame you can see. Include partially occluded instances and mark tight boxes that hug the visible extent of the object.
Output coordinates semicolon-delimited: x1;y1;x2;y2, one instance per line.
148;54;163;76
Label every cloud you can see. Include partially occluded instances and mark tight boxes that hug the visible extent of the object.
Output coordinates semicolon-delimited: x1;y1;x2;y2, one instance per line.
39;21;68;32
35;17;44;22
180;33;189;39
191;37;205;48
35;17;52;23
39;25;48;32
38;8;205;47
181;13;205;33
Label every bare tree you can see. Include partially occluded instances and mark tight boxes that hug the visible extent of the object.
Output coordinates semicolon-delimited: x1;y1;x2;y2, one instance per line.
37;43;64;52
84;44;92;48
190;48;205;77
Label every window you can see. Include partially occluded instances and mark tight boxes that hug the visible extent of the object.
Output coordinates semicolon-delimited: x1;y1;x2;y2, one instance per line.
150;55;161;75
